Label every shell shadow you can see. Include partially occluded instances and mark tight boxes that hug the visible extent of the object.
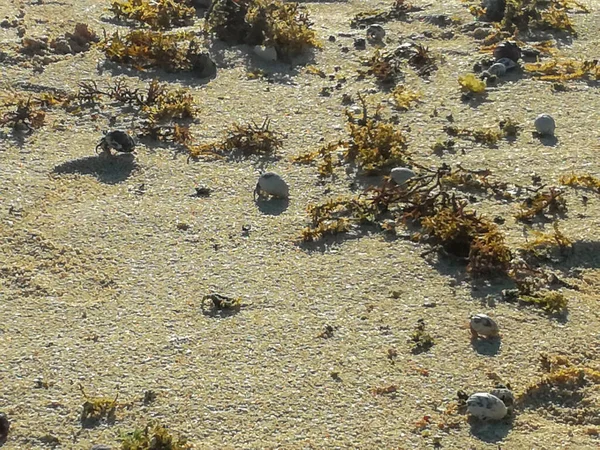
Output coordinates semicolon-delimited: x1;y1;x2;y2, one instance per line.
471;336;501;356
468;414;514;443
534;132;559;147
52;154;138;184
255;197;289;215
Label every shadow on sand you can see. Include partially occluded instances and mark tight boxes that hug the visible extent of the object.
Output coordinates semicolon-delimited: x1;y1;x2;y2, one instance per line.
52;153;138;184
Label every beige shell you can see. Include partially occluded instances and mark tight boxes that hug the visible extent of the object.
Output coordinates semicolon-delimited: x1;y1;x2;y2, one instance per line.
470;314;499;338
254;172;289;199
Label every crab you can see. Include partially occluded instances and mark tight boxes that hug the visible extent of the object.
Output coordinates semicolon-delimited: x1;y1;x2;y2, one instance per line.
470;313;500;338
254;172;289;200
95;130;136;156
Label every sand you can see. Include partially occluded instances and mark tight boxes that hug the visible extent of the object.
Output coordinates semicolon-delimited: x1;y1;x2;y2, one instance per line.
1;0;600;448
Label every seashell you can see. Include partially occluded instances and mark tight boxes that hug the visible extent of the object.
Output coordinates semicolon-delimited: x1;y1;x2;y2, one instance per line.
470;314;499;338
494;41;521;62
490;386;514;412
488;62;506;77
254;172;289;200
367;24;386;42
495;57;517;71
96;130;136;155
534;113;556;136
254;45;278;62
467;393;508;420
390;167;415;186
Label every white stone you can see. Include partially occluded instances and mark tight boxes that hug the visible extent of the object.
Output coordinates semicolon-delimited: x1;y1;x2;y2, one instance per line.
488;62;506;77
470;314;499;338
254;172;289;199
467;393;508;420
253;45;278;62
390;167;415;186
534;113;556;136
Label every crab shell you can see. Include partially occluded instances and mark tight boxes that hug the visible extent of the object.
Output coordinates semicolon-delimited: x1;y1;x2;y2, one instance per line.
488;62;507;77
390;167;415;186
490;387;515;412
493;41;521;63
97;130;136;154
534;114;556;136
254;172;289;199
470;314;499;338
467;393;508;420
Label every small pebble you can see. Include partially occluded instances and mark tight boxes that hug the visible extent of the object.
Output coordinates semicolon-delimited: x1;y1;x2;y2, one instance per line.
390;167;415;186
534;113;556;136
253;45;277;62
353;38;366;50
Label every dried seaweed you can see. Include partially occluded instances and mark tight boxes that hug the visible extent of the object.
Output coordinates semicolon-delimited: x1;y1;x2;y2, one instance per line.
515;187;567;222
110;0;196;30
121;422;191;450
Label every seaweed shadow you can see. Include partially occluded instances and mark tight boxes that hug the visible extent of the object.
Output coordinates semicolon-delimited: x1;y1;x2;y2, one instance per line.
52;153;138;184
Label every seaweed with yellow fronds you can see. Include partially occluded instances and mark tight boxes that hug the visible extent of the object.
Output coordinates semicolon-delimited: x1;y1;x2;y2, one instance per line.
521;221;573;257
443;125;502;147
514;187;567;222
464;0;587;35
206;0;320;58
391;85;422;111
524;59;600;82
187;118;283;160
458;73;486;94
516;366;600;424
359;49;402;85
121;422;191;450
109;0;196;30
560;173;600;193
292;141;339;177
350;0;421;28
79;385;119;427
99;29;208;73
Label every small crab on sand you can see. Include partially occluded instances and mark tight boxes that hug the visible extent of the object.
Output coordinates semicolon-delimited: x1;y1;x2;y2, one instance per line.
254;172;289;200
96;130;136;156
470;313;499;338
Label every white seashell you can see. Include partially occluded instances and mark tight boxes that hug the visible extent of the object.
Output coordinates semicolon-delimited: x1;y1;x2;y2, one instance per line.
488;62;506;77
367;24;386;42
495;57;517;71
253;45;278;62
470;314;499;338
534;113;556;136
390;167;415;186
254;172;289;199
467;393;508;420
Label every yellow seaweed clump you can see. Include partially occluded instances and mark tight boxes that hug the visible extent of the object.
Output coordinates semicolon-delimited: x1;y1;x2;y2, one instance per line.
110;0;196;30
99;29;208;73
122;423;191;450
206;0;321;58
458;73;486;94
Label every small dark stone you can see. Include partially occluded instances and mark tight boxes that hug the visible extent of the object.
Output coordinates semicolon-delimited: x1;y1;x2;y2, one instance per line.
0;413;9;440
194;186;212;197
328;35;336;42
191;52;217;79
353;38;366;50
340;46;349;53
493;216;506;225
